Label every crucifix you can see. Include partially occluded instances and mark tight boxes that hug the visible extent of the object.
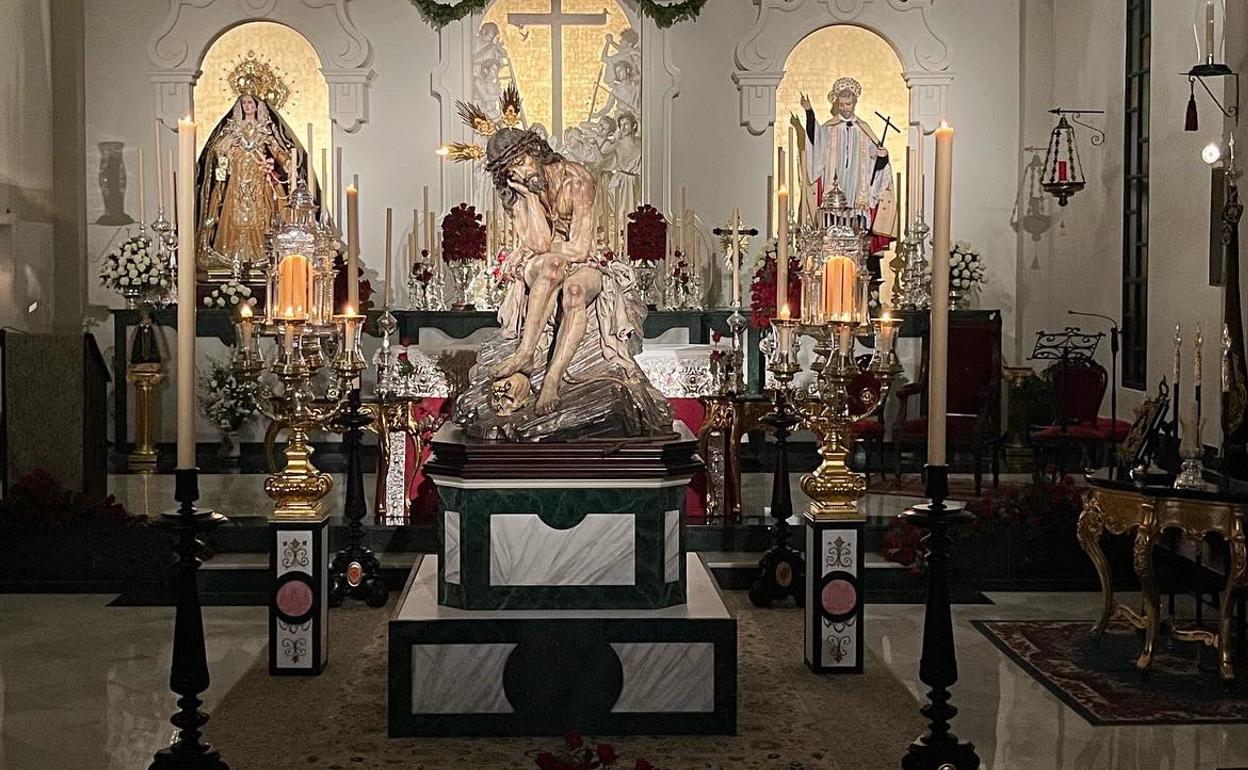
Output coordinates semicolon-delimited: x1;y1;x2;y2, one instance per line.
508;0;608;138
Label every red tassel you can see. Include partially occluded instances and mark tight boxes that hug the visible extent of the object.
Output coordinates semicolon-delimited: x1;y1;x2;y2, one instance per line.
1186;93;1199;132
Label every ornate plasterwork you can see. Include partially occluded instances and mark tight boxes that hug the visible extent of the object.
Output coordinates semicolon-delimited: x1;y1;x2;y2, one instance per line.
732;0;953;135
148;0;375;131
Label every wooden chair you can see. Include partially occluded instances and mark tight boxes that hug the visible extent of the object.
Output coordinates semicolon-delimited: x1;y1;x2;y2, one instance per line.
1029;356;1131;474
891;310;1003;494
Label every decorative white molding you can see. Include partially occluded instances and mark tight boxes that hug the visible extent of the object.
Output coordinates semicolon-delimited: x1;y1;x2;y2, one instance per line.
733;0;953;135
147;0;376;132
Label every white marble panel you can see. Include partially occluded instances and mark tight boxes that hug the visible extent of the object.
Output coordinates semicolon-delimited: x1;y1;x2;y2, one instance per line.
663;510;680;583
276;531;312;578
276;620;313;670
443;511;461;584
490;514;635;587
823;617;858;669
610;643;715;713
410;644;516;714
821;528;857;576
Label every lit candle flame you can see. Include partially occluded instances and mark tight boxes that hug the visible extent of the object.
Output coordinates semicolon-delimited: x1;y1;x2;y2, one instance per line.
239;303;252;319
343;304;358;318
881;309;892;323
779;302;790;320
435;146;450;157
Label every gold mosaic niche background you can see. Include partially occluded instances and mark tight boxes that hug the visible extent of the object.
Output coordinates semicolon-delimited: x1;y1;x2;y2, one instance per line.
194;22;333;204
775;25;910;234
482;0;633;138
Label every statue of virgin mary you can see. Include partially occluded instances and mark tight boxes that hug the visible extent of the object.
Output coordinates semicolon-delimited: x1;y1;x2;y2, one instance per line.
195;93;316;277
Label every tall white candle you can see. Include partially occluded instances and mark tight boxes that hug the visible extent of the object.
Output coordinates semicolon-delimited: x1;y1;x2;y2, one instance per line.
176;117;197;469
1206;0;1217;60
168;149;176;217
422;186;431;253
411;208;419;269
384;206;393;307
731;208;742;307
154;119;164;214
766;175;774;238
137;148;146;226
346;181;360;309
320;148;327;206
305;123;315;190
335;145;343;230
777;184;789;313
928;122;954;467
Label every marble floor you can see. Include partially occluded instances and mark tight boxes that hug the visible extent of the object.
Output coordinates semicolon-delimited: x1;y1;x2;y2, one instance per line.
5;482;1248;769
4;591;1248;768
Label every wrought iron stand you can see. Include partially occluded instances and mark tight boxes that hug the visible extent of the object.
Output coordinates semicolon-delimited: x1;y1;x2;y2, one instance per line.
329;389;388;607
900;464;979;770
149;468;229;770
749;386;805;607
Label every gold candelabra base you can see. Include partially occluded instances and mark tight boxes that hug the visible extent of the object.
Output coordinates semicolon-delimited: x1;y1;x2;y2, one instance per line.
801;447;867;519
264;423;333;521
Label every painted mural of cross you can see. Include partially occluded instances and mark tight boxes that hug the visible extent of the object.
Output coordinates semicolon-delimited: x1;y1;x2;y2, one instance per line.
508;0;608;138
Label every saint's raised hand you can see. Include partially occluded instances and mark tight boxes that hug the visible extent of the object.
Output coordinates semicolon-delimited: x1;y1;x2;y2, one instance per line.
800;93;812;112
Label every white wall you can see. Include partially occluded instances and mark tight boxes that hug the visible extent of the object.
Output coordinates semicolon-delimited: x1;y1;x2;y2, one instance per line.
0;0;56;333
88;0;1246;444
1020;0;1248;441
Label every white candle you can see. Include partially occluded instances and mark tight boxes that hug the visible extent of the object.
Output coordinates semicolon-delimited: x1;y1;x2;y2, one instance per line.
335;145;343;230
915;125;926;220
305;123;314;190
928;122;954;467
168;149;176;216
346;181;360;309
137;147;146;226
1195;324;1204;387
1206;0;1217;60
320;148;327;205
384;206;393;307
154;119;164;214
411;208;419;269
176;116;197;469
422;186;431;253
731;208;742;307
777;184;789;313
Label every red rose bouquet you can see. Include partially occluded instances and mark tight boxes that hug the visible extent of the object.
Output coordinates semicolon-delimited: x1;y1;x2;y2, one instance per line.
626;204;667;264
440;203;487;263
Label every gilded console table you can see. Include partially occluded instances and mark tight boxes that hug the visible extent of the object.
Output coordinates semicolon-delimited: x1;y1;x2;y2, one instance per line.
1078;475;1248;679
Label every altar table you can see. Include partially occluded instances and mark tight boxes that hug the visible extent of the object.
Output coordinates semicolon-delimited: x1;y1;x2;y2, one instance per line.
1077;473;1248;679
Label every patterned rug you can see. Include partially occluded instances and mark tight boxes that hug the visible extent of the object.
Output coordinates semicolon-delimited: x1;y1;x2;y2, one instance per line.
210;591;921;769
974;619;1248;725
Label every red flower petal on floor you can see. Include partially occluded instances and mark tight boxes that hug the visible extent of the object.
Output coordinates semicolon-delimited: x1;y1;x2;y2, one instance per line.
565;732;583;749
595;743;618;764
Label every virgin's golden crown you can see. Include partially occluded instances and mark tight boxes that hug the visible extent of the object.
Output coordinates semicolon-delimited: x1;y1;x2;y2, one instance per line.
227;51;291;109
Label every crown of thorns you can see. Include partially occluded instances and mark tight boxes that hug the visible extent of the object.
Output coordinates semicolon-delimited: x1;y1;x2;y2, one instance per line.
440;84;525;162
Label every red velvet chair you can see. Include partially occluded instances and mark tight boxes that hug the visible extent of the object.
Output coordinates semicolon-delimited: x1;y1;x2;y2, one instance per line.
1029;357;1131;474
891;310;1003;494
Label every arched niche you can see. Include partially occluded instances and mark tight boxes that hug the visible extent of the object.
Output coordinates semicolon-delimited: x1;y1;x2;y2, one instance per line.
147;0;374;132
431;0;681;214
194;22;332;165
773;24;910;227
733;0;953;137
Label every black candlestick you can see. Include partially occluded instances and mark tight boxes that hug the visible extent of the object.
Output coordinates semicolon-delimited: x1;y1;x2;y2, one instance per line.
900;464;979;770
749;387;805;607
150;468;229;770
329;389;387;608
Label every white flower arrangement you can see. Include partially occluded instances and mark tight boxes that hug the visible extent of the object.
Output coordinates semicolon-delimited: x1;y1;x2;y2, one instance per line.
98;234;168;296
198;356;259;433
203;279;257;309
948;241;986;293
924;241;986;305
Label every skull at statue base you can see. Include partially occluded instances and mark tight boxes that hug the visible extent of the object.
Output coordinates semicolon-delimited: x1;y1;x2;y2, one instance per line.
490;373;533;416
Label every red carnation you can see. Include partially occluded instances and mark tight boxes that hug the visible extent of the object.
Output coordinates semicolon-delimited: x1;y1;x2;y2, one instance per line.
565;732;583;749
596;743;618;764
535;751;558;770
